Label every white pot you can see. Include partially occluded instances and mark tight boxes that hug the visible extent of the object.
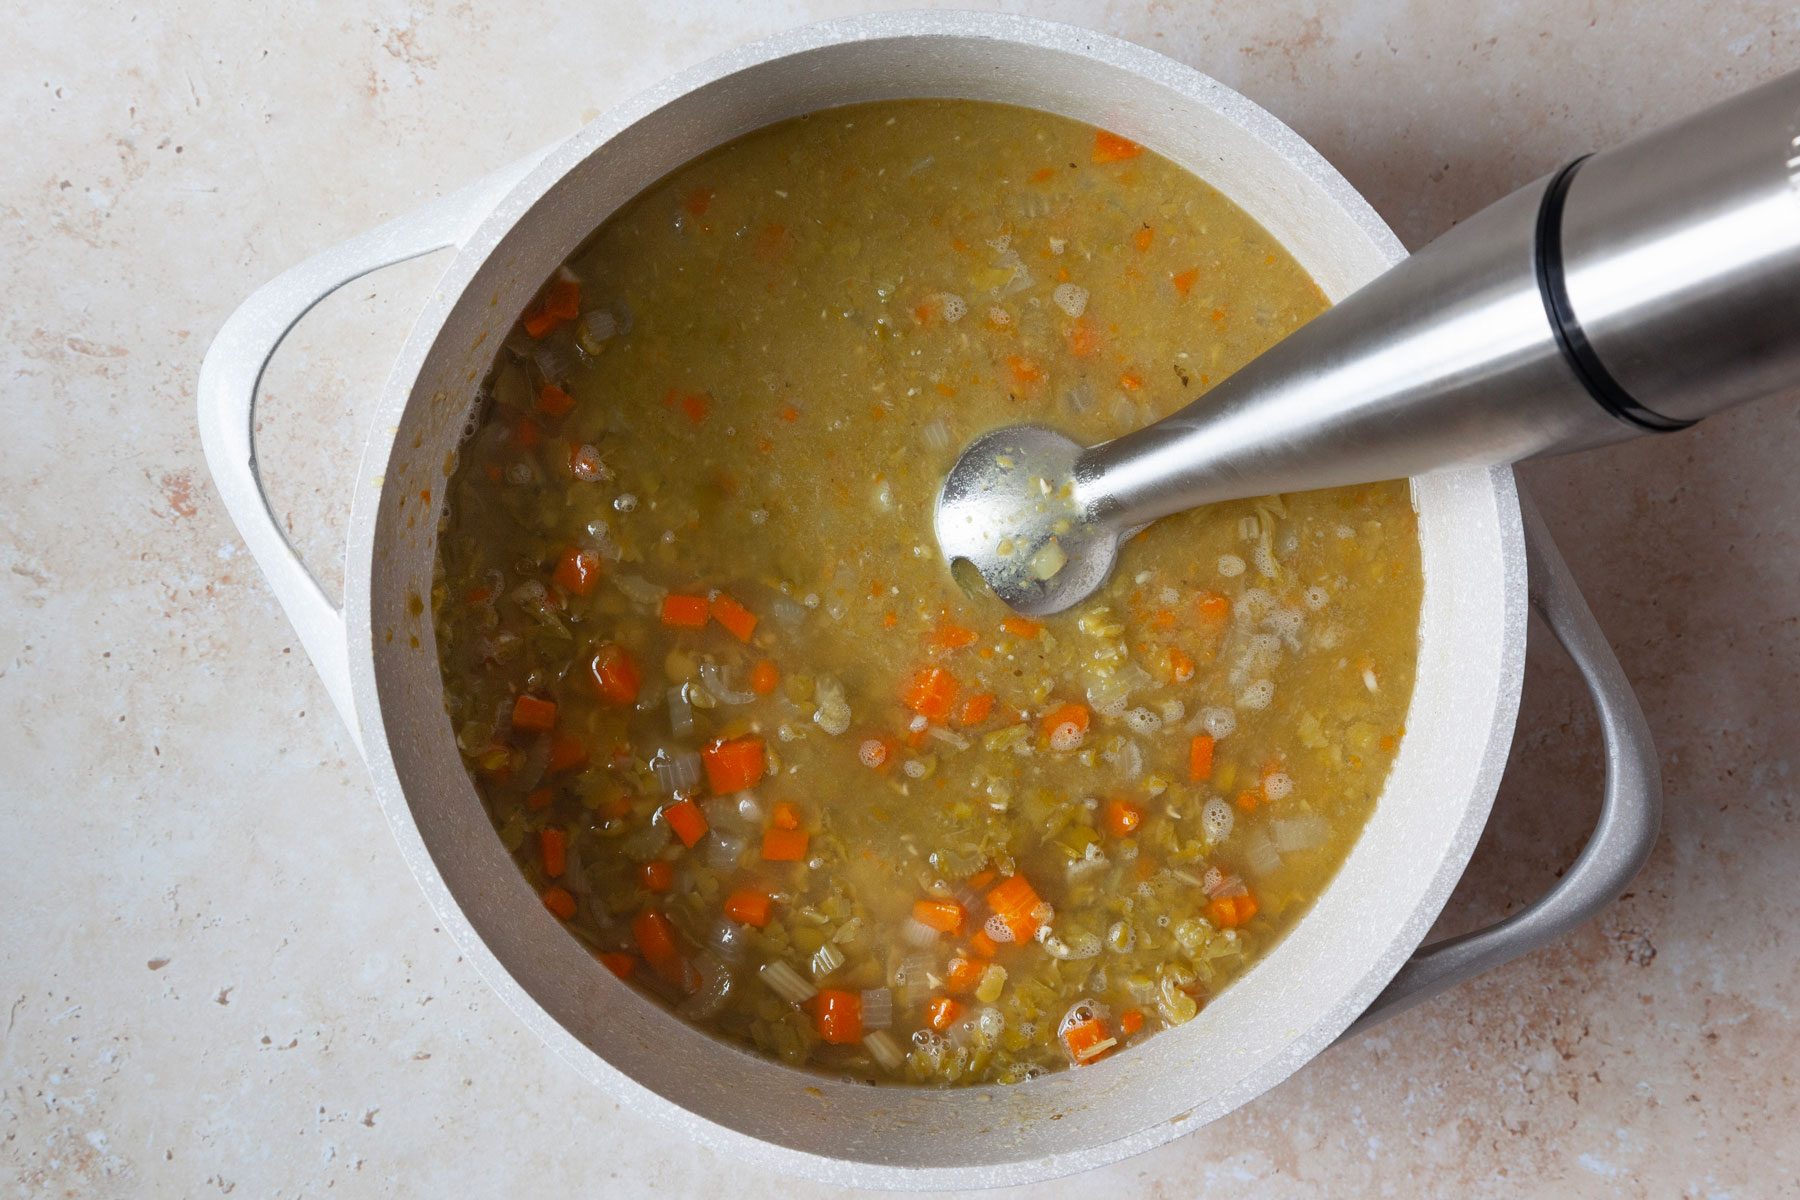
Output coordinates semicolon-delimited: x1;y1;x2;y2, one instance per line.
198;13;1659;1189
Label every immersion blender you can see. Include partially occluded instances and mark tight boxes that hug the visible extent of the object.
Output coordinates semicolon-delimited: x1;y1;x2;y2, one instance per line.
936;71;1800;614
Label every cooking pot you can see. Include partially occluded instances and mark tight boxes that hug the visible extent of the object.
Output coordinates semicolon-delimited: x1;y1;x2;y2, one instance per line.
197;12;1660;1188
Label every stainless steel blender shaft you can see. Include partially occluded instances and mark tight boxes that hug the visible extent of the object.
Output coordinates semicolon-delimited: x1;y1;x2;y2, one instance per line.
1076;70;1800;528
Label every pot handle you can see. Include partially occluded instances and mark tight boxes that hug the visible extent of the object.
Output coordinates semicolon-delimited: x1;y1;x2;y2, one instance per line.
1341;490;1662;1037
196;147;556;745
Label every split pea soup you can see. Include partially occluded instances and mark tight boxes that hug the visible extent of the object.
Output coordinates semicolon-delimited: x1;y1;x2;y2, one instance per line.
431;99;1421;1086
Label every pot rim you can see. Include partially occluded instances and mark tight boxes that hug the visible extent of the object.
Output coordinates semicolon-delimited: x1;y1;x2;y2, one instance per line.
342;11;1524;1188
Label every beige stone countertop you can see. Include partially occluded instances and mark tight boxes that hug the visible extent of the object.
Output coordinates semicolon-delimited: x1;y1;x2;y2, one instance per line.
4;2;1796;1196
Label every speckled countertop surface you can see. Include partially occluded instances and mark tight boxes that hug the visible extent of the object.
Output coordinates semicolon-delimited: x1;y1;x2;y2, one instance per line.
4;2;1797;1197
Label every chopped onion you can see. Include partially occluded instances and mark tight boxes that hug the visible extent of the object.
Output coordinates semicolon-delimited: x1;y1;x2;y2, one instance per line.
1241;829;1282;877
811;941;845;979
926;727;970;751
891;952;933;989
651;748;702;795
921;417;951;450
860;987;894;1031
1273;814;1329;852
700;661;756;705
667;686;695;738
707;917;754;962
759;959;816;1005
863;1029;904;1071
900;917;940;948
704;832;747;869
768;597;807;628
613;573;667;606
813;675;851;736
733;791;764;826
1205;870;1246;899
678;953;735;1021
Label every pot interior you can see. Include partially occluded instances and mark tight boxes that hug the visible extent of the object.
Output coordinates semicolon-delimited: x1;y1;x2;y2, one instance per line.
351;14;1524;1187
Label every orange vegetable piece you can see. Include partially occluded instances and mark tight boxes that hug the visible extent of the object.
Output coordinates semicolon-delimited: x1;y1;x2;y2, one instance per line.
1005;355;1044;387
1066;317;1100;359
1062;1016;1116;1063
1189;734;1216;783
954;692;995;729
986;875;1043;943
749;659;781;695
929;620;979;650
589;643;642;706
1041;702;1090;745
1092;129;1143;163
680;392;710;424
553;546;600;596
542;886;577;920
1168;646;1195;683
598;951;636;979
511;694;558;734
632;909;689;988
1000;615;1043;639
1172;267;1200;297
1196;591;1231;627
1120;1008;1146;1037
761;828;810;862
539;827;568;878
912;898;965;935
1131;226;1154;252
1235;789;1262;813
525;787;554;811
639;860;673;893
1103;798;1143;838
547;732;587;774
926;995;963;1032
661;593;710;628
1207;893;1259;929
1029;165;1056;183
683;187;713;216
513;416;541;449
902;667;958;721
770;801;801;831
663;797;709;848
812;989;863;1045
700;735;765;793
724;887;774;928
945;956;987;995
968;929;1000;959
536;382;575;417
522;278;581;337
710;592;758;642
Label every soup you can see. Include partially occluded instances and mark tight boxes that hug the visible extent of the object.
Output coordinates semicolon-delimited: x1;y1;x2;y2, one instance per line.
431;99;1421;1085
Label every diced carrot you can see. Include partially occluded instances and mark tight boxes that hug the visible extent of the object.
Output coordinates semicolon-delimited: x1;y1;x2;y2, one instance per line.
1235;789;1262;813
536;382;575;417
1029;165;1056;183
598;951;636;979
1062;1015;1116;1063
1149;607;1177;631
779;404;800;423
902;667;958;721
1119;371;1144;392
1196;591;1232;628
1103;798;1142;838
661;593;710;628
522;278;581;337
700;735;765;793
710;592;758;642
542;886;577;920
1120;1008;1145;1036
1005;355;1044;387
539;827;568;878
513;416;541;449
912;898;965;935
545;735;585;777
683;187;713;216
1132;226;1154;252
1172;268;1200;297
928;620;979;650
589;643;642;705
749;659;780;695
680;391;710;424
724;887;774;928
954;692;995;729
511;694;558;734
465;586;492;606
968;929;999;959
1000;615;1043;639
926;995;964;1032
1092;130;1143;163
553;546;600;596
1041;702;1090;746
1189;734;1215;783
986;875;1043;943
770;801;801;831
1168;646;1195;683
1066;317;1100;359
1207;893;1259;929
946;956;987;995
632;909;689;987
525;787;553;811
761;827;809;861
639;860;673;893
812;989;863;1045
663;797;709;848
